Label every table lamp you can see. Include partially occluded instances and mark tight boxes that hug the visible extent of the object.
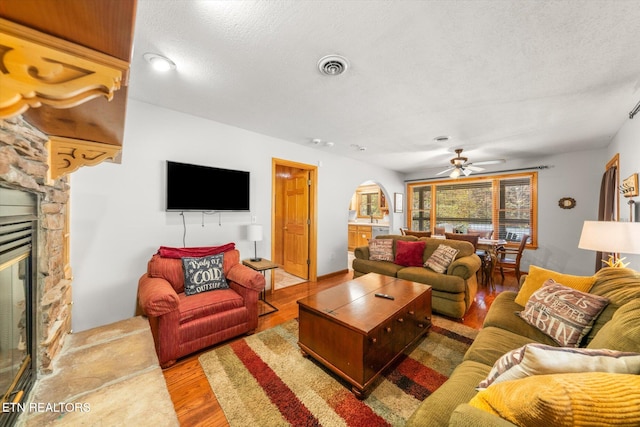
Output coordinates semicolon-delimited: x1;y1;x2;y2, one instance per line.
578;220;640;267
247;224;263;262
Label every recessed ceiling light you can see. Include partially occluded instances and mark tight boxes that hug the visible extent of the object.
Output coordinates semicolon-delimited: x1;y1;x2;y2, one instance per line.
143;53;176;72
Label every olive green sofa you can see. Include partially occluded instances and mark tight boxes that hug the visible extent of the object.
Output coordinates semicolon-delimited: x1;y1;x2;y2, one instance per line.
406;267;640;426
352;235;481;319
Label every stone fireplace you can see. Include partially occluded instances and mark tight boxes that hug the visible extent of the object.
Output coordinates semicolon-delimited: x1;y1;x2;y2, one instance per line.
0;116;72;418
0;6;134;422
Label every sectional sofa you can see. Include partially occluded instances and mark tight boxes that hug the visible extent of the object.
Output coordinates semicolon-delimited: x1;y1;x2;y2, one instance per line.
407;266;640;426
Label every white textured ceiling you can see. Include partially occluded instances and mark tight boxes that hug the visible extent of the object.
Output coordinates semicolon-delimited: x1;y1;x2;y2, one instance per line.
128;0;640;174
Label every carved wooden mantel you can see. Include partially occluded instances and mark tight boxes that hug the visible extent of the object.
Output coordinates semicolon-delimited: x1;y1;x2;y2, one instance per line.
47;137;121;180
0;17;130;178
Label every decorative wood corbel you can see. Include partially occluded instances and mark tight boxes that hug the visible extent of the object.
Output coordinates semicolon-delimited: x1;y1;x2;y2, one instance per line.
0;18;128;119
48;136;121;180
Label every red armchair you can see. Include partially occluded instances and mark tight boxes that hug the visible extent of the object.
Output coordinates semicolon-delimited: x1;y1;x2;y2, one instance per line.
137;248;265;368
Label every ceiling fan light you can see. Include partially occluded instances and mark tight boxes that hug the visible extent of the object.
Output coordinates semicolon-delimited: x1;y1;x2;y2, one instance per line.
450;168;461;178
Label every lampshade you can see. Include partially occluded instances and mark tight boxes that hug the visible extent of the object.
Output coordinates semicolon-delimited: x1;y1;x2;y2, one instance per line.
247;224;263;242
578;221;640;254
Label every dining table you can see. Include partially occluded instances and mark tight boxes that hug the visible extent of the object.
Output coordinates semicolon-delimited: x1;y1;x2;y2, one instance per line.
477;238;508;290
432;235;507;289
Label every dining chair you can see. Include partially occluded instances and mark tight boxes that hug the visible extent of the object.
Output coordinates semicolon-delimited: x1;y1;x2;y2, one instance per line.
445;233;485;284
444;232;479;249
466;229;495;284
404;229;431;237
467;228;493;239
494;234;529;284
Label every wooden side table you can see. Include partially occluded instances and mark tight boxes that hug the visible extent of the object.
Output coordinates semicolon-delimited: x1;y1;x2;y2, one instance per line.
242;258;279;316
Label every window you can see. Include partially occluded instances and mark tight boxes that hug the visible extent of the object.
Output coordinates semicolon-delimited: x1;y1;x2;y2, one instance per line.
355;184;386;219
359;192;381;218
410;185;431;231
406;172;537;247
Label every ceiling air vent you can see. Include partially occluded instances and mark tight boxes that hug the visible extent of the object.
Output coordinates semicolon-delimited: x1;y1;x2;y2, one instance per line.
317;55;349;76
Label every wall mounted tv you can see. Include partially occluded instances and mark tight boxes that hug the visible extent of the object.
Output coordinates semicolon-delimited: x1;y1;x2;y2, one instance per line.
166;161;250;212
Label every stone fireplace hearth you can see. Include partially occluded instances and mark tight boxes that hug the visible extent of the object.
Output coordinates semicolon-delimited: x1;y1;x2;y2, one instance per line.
0;116;73;410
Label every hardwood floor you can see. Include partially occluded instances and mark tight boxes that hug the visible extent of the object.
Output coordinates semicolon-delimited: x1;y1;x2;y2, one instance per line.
163;270;520;427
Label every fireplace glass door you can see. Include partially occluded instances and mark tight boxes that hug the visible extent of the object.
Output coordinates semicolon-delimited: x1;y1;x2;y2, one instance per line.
0;187;36;425
0;252;30;403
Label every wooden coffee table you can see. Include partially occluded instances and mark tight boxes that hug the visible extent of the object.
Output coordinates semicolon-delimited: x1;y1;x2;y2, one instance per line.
297;273;432;398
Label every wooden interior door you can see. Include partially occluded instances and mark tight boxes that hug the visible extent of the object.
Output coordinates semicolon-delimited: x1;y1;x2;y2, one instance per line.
283;170;310;279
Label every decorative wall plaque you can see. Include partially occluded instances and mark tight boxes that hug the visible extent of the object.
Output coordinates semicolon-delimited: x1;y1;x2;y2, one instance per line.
558;197;576;209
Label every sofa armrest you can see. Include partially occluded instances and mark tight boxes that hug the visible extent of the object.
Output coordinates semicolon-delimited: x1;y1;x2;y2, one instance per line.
354;246;370;260
137;274;180;317
448;254;481;279
449;404;516;427
226;263;266;292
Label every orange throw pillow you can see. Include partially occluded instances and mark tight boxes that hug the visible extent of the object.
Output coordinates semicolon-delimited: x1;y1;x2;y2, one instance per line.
514;265;595;306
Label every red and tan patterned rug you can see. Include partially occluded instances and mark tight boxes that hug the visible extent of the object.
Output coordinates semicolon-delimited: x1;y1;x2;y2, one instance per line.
199;316;478;426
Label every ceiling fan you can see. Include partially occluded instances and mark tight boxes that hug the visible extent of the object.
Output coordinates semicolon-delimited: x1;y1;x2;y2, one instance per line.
436;148;504;178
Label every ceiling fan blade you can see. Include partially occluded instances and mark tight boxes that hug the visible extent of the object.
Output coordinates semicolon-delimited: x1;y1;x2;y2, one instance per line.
436;167;455;176
465;165;485;172
462;168;473;176
469;159;506;166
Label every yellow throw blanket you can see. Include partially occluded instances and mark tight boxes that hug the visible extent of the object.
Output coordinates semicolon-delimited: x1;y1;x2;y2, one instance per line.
469;372;640;426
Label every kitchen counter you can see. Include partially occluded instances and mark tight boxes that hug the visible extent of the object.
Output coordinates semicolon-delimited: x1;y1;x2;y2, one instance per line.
348;223;391;250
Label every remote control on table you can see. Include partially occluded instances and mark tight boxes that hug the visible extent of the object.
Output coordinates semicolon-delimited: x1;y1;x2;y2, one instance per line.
374;293;395;300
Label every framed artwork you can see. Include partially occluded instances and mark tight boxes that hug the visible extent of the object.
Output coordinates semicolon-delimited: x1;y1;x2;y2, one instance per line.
394;193;403;213
621;173;639;197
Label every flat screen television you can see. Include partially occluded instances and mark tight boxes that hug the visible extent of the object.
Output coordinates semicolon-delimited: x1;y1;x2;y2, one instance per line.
166;161;250;211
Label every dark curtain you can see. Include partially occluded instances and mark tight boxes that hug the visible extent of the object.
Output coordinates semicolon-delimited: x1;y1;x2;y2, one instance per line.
595;166;617;272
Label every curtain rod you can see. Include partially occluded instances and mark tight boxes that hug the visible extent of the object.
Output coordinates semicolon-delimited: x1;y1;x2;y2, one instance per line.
404;165;551;183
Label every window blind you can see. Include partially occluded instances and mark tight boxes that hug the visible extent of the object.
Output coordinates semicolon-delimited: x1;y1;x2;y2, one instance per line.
406;172;536;245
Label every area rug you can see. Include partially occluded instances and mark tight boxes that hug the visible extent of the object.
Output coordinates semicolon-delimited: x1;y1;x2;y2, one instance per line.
199;315;478;426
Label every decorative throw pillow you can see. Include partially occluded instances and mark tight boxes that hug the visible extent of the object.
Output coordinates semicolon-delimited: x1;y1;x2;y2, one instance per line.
181;253;228;296
517;279;609;347
514;265;595;306
394;240;426;267
477;343;640;390
424;244;459;273
470;372;640;426
369;239;394;261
